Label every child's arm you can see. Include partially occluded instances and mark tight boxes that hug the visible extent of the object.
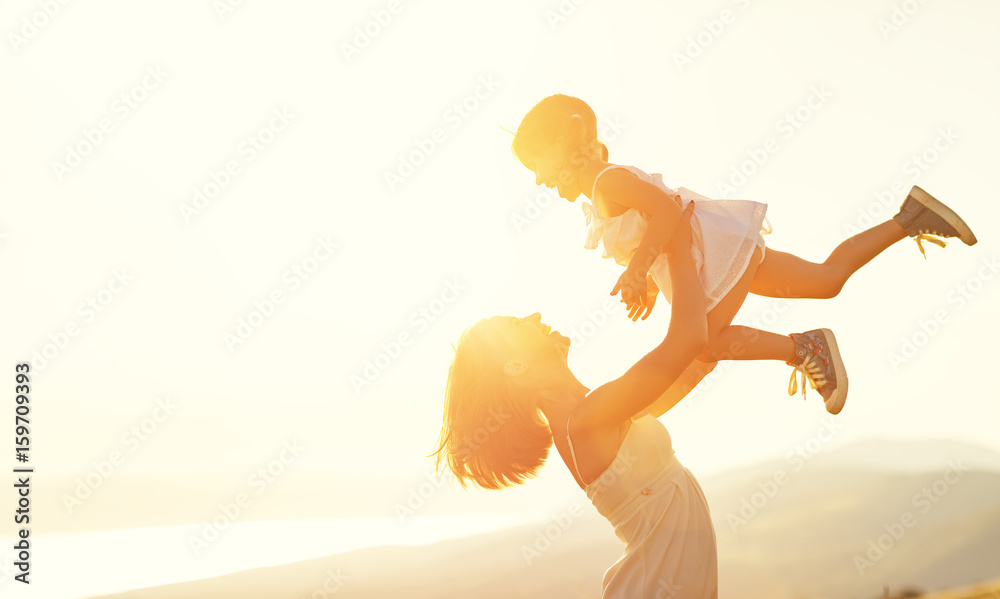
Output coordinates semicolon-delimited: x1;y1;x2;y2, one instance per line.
599;169;685;310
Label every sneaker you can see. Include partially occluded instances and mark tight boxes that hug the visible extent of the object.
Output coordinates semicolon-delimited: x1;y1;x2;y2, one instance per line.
893;185;978;258
787;328;848;415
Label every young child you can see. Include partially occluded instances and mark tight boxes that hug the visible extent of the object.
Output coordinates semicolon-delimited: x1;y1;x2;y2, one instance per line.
510;94;977;414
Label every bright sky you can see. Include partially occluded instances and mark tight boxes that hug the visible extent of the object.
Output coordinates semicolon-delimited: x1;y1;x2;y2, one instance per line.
2;0;998;527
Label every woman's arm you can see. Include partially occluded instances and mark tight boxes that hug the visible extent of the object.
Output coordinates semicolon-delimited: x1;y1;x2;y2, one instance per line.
634;359;717;419
577;203;707;430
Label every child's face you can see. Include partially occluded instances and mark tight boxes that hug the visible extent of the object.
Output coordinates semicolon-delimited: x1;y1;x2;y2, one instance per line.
526;153;583;202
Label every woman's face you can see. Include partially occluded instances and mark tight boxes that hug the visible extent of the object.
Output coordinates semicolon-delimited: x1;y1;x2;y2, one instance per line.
492;312;571;365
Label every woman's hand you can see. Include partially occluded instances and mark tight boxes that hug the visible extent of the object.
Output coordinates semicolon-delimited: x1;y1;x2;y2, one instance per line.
664;201;695;258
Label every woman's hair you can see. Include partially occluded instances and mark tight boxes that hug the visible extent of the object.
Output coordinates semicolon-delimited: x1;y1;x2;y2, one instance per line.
511;94;604;167
432;318;553;490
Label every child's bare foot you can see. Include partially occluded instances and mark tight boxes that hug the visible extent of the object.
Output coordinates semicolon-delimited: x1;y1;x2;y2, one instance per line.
787;328;848;415
893;185;978;257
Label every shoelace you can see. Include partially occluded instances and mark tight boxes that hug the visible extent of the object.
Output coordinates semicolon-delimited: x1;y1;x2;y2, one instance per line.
913;233;948;259
788;354;826;400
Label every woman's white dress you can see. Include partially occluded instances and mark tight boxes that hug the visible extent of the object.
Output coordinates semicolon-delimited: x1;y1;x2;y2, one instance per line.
566;414;718;598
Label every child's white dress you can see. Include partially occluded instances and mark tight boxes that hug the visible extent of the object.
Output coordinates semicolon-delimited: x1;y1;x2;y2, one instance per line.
566;413;718;598
584;164;771;311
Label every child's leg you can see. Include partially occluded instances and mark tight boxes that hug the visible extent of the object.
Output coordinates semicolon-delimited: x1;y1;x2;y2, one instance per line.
750;220;907;299
701;325;794;362
659;244;843;413
693;245;796;363
749;185;978;299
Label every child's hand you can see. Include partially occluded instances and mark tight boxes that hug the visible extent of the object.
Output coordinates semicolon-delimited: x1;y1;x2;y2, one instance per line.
623;276;658;321
626;284;659;321
611;266;647;313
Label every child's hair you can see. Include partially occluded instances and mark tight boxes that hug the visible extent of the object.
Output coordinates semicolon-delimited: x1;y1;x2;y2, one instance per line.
432;318;553;490
511;94;608;167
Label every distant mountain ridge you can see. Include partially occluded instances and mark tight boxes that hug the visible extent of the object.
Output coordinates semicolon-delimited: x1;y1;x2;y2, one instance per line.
701;436;1000;494
698;437;1000;598
96;438;1000;599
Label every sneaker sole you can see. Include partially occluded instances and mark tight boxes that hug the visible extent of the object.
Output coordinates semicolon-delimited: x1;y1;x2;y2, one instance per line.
909;186;978;246
818;328;848;415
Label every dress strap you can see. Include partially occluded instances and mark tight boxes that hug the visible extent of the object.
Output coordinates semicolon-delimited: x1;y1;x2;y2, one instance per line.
590;164;628;202
565;413;586;486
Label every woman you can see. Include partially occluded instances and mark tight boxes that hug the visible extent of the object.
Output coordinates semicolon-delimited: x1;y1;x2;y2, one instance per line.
434;203;720;597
